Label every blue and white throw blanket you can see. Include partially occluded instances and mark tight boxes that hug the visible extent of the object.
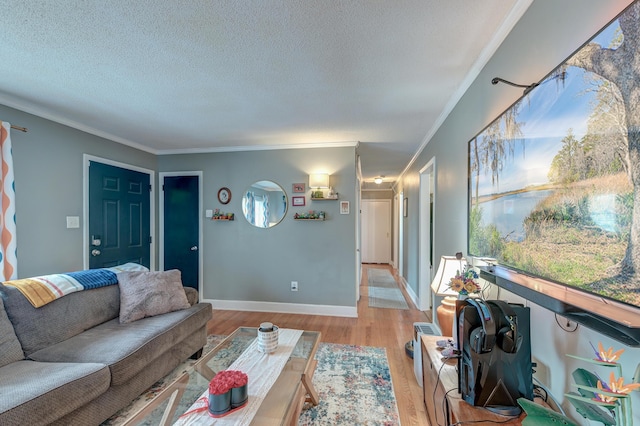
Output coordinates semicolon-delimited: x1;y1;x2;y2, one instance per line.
3;263;148;308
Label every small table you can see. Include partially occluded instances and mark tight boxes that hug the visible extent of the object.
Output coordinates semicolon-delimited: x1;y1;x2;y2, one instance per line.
123;327;321;425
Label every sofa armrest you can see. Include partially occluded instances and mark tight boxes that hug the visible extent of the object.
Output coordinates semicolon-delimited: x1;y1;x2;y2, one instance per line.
184;287;199;305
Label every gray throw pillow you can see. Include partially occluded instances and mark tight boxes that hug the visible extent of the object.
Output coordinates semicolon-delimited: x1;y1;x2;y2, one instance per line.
118;269;190;323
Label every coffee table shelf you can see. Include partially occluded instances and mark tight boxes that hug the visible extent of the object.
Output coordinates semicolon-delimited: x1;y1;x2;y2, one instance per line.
122;327;321;426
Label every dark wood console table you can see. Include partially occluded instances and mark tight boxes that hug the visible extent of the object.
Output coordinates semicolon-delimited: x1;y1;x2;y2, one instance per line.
421;335;524;425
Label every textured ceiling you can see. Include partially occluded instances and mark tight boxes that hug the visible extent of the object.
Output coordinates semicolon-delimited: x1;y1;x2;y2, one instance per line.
0;0;530;184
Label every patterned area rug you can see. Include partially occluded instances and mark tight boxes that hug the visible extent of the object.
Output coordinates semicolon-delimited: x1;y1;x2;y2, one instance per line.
298;343;400;425
103;335;401;425
368;269;409;310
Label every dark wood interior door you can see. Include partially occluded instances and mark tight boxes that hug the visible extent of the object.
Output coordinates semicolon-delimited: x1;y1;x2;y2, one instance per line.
163;175;199;289
89;161;151;269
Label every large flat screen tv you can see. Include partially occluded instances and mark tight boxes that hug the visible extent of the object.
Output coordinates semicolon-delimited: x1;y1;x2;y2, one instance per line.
468;1;640;345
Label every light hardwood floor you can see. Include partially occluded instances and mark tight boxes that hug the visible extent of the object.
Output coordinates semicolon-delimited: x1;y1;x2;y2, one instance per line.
206;264;432;425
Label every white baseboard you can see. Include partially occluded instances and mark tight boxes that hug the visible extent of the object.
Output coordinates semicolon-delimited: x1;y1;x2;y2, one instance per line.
400;276;420;309
203;299;358;318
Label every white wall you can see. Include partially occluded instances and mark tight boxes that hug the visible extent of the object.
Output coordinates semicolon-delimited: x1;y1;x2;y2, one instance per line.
396;0;640;423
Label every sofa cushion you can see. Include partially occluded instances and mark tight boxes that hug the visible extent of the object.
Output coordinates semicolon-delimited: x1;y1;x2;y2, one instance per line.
0;360;110;425
0;297;23;367
0;284;120;357
184;286;199;305
118;269;190;323
28;302;212;385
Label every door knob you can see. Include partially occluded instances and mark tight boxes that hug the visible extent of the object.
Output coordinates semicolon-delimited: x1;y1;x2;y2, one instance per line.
91;249;101;256
190;246;198;251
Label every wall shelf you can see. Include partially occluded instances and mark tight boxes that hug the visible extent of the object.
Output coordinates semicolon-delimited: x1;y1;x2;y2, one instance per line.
210;209;234;221
311;196;338;201
293;210;326;221
478;265;640;347
293;218;325;221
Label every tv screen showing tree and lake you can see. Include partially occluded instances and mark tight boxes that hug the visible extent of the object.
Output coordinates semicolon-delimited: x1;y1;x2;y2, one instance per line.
468;1;640;309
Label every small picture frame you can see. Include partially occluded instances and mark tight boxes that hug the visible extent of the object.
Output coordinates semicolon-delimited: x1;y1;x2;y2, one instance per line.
340;201;350;215
292;183;306;193
292;196;305;207
403;198;408;217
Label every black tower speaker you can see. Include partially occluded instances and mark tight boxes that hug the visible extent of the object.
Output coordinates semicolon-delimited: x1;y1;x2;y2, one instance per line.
456;299;534;415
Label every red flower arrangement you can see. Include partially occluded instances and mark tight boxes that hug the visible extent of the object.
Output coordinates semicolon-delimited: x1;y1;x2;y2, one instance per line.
209;370;248;395
179;370;250;419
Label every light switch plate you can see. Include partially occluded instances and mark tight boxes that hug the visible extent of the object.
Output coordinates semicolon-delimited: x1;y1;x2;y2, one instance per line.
205;209;213;218
66;216;80;228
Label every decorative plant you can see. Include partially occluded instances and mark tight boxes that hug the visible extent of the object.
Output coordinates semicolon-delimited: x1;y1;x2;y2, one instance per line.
209;370;248;395
447;265;481;296
565;342;640;426
211;209;234;220
518;397;580;426
293;210;325;219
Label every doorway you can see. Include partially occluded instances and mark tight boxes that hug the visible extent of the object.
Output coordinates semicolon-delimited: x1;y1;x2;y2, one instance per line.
398;192;404;276
159;172;202;290
85;156;154;270
361;199;391;264
355;173;362;301
419;159;435;311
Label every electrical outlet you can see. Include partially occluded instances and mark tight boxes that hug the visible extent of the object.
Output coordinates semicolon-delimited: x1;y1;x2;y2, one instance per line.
291;281;298;291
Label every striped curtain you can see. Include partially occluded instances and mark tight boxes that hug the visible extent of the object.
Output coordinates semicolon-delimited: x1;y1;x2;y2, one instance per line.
244;191;255;225
0;122;17;280
262;194;269;227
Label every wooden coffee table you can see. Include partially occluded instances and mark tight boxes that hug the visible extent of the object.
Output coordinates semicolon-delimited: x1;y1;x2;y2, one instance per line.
122;327;321;425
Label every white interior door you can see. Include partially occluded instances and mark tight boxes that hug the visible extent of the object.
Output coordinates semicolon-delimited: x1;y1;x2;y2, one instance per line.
361;199;391;263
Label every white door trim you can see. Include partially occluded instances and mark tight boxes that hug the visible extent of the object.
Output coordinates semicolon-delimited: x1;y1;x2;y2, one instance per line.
398;191;404;277
392;194;399;269
83;154;155;271
355;175;362;302
419;158;436;311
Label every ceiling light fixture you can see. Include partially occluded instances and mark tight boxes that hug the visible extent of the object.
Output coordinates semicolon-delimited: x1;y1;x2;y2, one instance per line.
374;176;384;185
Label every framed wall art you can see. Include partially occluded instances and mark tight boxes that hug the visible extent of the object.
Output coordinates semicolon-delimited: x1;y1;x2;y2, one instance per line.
468;1;640;343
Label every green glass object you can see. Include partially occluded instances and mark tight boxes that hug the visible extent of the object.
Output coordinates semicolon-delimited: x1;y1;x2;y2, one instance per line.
518;398;580;426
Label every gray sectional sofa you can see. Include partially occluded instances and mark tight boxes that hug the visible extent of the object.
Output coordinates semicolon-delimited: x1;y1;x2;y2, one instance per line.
0;270;212;426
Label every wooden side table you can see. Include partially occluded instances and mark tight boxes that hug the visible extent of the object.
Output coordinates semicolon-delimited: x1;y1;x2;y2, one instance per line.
421;335;524;425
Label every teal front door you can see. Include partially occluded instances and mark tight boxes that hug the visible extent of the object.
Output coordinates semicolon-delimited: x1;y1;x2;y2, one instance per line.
89;161;151;269
163;175;199;289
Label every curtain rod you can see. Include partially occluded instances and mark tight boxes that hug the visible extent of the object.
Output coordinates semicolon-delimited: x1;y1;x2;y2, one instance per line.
10;124;27;133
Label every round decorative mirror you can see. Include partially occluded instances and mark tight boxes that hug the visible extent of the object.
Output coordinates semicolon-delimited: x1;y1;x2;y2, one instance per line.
241;180;288;228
